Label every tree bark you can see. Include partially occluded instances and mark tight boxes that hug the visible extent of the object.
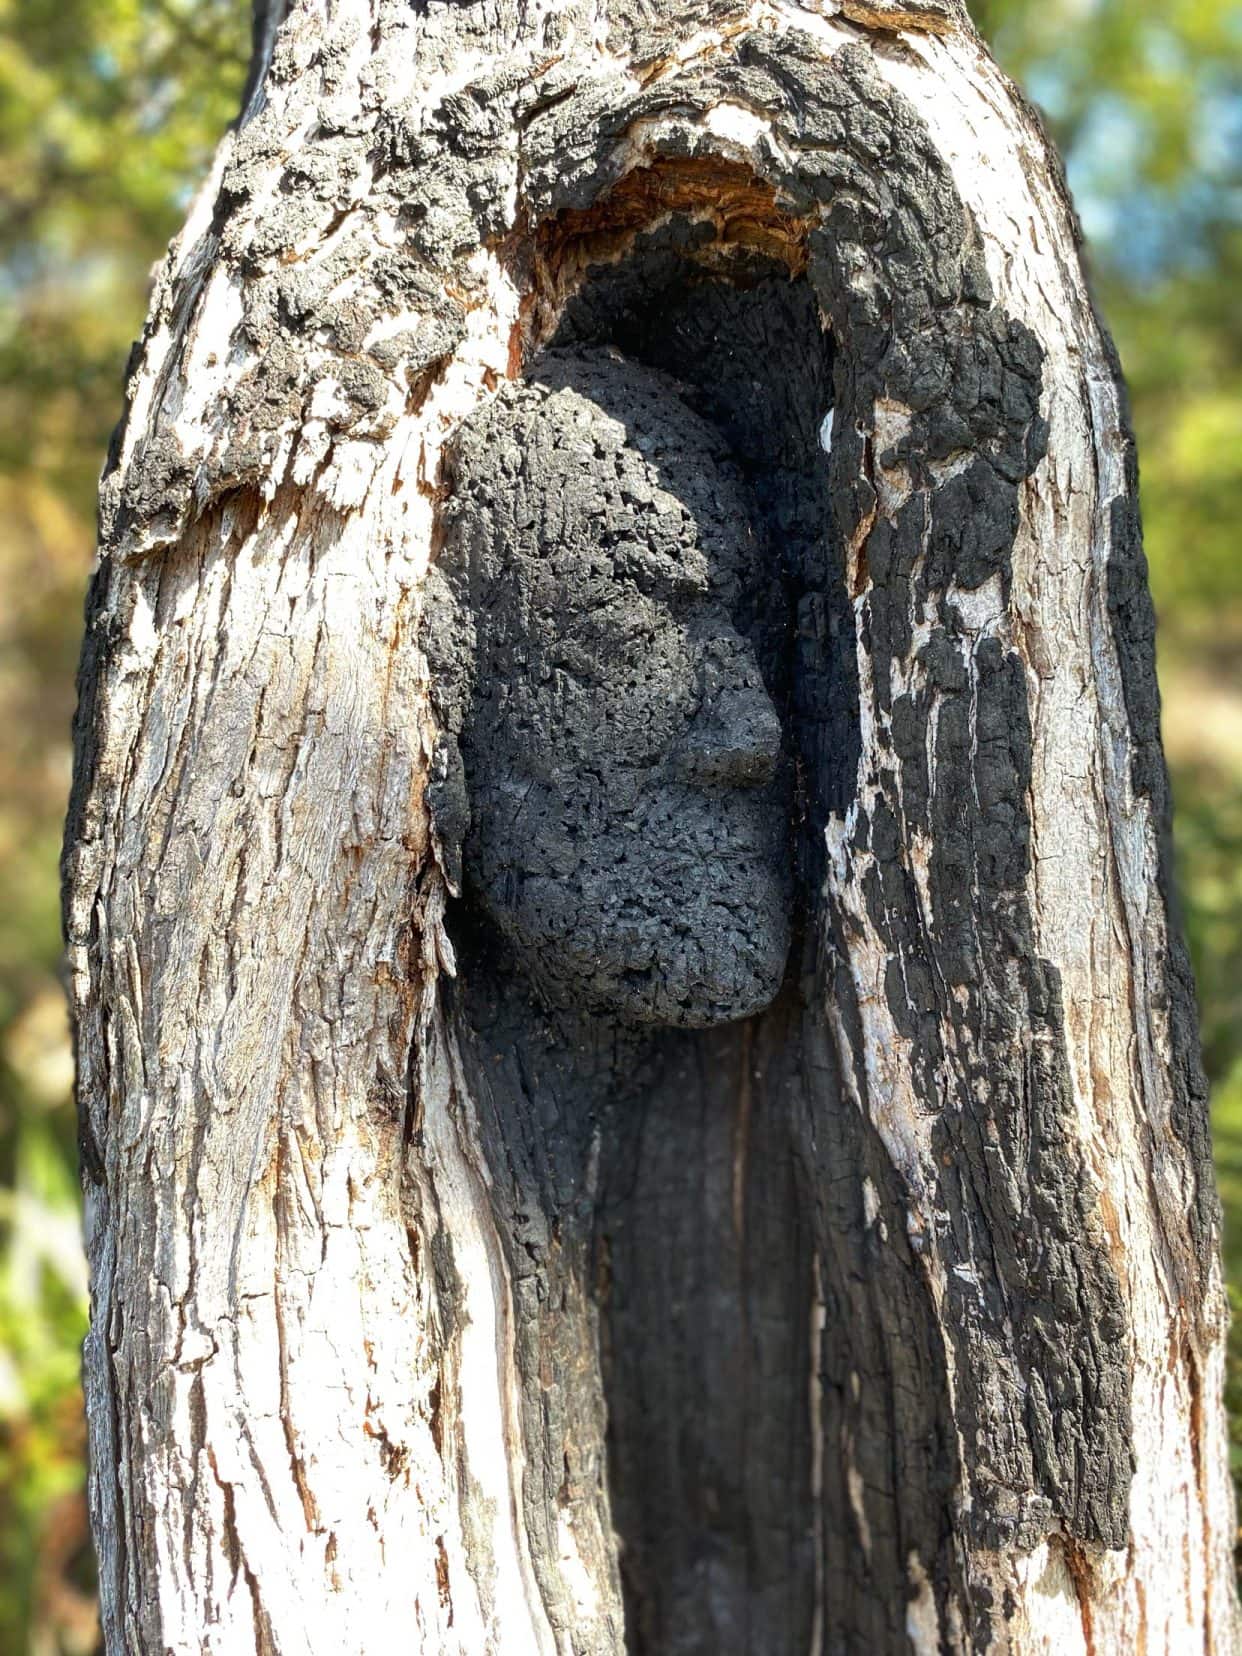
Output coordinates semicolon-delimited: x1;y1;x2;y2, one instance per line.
63;0;1238;1650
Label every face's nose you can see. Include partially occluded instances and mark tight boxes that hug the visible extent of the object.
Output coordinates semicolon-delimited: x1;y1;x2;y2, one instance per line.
671;682;782;788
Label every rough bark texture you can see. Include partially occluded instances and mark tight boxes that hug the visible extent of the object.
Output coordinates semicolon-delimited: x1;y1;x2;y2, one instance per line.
63;1;1237;1651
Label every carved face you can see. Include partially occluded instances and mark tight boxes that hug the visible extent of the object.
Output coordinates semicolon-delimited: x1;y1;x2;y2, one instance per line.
428;351;792;1028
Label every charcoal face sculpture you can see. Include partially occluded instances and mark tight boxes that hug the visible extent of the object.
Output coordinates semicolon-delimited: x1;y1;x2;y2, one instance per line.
425;348;794;1030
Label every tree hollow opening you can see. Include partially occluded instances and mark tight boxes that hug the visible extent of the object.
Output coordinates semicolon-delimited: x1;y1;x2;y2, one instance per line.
424;168;869;1651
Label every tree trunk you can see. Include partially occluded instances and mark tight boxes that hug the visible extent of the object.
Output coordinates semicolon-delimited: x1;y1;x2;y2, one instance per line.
63;0;1238;1650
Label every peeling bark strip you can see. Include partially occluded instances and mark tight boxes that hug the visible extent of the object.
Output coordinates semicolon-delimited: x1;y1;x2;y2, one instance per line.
63;1;1236;1652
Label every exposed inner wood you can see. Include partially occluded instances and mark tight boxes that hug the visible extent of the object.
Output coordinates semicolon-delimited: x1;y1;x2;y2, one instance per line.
522;156;809;354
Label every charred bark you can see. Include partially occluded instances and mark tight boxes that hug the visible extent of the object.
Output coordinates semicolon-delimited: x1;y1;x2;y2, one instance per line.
63;1;1237;1651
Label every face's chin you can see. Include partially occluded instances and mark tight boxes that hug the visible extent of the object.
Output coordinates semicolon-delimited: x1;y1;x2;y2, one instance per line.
608;870;793;1027
469;777;793;1029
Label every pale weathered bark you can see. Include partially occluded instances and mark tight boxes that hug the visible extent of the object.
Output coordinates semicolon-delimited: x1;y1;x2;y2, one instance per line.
63;1;1238;1651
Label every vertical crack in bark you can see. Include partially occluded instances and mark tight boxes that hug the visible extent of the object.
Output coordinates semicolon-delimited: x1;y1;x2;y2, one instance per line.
1058;1536;1099;1656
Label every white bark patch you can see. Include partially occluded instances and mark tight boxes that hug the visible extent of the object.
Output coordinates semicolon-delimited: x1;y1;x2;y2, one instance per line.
906;1553;942;1654
418;1017;558;1654
870;397;915;515
861;1175;881;1230
846;1452;873;1557
556;1511;602;1626
948;572;1006;635
702;100;771;148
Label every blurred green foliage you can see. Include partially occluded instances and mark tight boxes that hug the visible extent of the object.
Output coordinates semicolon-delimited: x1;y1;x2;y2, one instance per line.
0;1;247;1645
0;0;1238;1645
976;0;1242;1492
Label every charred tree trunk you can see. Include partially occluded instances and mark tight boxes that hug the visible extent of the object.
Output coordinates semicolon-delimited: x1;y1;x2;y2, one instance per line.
63;1;1238;1650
